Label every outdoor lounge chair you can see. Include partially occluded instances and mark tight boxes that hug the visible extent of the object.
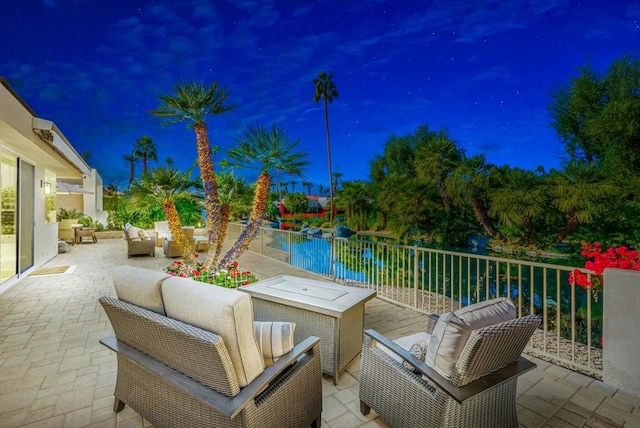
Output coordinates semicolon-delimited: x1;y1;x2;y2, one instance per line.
123;223;155;257
154;221;171;247
359;298;540;428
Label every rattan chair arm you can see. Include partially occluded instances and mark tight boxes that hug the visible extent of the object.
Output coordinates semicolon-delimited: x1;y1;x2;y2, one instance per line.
364;329;535;404
101;334;321;419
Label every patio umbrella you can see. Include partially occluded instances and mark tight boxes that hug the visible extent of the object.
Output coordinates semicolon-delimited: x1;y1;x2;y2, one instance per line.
56;181;94;195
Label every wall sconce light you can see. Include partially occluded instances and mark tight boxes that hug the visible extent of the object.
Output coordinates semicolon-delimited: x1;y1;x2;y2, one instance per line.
42;181;52;195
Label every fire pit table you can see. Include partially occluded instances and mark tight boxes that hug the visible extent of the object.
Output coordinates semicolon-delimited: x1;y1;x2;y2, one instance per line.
240;275;376;384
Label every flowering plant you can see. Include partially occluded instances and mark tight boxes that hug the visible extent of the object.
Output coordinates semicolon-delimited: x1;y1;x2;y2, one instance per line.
165;255;258;288
569;242;640;301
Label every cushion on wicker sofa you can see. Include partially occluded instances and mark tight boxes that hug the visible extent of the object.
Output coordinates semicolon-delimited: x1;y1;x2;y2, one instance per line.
425;298;516;378
254;321;296;367
162;276;265;387
112;266;170;315
376;331;431;367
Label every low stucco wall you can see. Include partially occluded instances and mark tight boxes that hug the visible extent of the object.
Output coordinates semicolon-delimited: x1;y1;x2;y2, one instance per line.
603;268;640;395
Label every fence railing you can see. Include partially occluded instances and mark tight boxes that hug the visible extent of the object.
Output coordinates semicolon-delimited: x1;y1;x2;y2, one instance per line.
227;223;602;377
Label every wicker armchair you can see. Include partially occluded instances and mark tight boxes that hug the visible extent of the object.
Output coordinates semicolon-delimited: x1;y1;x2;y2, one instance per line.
360;300;540;428
99;266;322;428
123;225;155;257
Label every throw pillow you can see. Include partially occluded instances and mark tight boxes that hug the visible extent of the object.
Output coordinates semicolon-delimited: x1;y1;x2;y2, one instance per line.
424;298;516;379
254;321;296;367
402;339;429;372
138;229;151;239
126;226;142;241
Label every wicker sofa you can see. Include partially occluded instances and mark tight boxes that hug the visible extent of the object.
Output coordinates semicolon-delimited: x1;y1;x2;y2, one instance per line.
99;266;322;428
359;298;540;428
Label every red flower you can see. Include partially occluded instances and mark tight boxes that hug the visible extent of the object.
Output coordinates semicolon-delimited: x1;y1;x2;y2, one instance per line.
194;253;199;258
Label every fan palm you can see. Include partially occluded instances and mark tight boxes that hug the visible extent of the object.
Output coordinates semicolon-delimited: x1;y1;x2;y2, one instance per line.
218;124;309;269
490;168;548;245
150;80;235;268
313;70;339;225
550;161;617;242
447;154;502;238
134;135;157;175
128;166;200;264
414;127;461;212
122;152;138;189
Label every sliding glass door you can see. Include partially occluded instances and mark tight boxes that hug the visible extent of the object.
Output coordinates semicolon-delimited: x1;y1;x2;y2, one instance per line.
0;152;18;283
19;160;34;274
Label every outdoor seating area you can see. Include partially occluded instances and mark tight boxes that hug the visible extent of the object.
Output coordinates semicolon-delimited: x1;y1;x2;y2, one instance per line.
0;238;638;427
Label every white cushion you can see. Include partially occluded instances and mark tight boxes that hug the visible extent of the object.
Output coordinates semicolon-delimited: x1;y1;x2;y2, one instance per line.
162;276;264;387
376;331;431;364
126;226;142;241
254;321;295;367
425;298;516;378
138;229;151;239
112;266;170;314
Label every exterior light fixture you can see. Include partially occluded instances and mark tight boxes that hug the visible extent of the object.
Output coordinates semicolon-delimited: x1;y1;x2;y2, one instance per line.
42;181;52;195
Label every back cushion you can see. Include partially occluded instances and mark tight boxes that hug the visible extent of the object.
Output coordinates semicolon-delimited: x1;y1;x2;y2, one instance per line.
425;298;516;378
162;276;264;387
112;266;170;315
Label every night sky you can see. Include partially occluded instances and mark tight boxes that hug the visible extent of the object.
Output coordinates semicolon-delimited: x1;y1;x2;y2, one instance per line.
3;0;639;191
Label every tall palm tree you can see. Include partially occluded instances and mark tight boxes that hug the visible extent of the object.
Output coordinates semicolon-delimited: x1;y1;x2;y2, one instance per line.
550;161;617;242
122;152;138;189
313;70;339;225
134;135;158;175
128;166;200;264
150;80;235;268
302;181;313;194
219;124;309;269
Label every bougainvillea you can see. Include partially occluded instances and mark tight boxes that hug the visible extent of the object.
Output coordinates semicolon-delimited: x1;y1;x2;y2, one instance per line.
569;242;640;301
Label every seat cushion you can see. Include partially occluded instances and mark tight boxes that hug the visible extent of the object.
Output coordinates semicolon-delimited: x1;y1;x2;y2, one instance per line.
425;298;516;378
376;331;431;366
112;266;170;314
254;321;295;367
162;276;264;387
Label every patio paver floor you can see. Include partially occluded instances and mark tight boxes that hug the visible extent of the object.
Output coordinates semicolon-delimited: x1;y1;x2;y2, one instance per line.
0;238;638;427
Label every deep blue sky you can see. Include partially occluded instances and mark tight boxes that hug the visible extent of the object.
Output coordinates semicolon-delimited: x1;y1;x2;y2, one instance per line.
3;0;639;191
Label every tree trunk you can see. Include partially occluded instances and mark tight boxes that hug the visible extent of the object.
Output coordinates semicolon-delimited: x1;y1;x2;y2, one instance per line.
324;98;334;226
472;198;502;239
213;204;230;266
163;200;194;266
193;122;222;269
557;212;578;243
217;172;271;270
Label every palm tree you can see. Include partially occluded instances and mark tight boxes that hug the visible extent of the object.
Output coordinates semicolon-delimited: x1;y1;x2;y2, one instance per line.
122;152;138;189
210;171;256;259
128;166;200;264
447;154;502;238
332;171;343;195
302;181;313;194
313;70;339;225
165;157;174;170
150;80;235;268
219;124;309;269
336;180;370;230
134;136;158;175
490;168;547;245
550;161;617;242
414;127;461;213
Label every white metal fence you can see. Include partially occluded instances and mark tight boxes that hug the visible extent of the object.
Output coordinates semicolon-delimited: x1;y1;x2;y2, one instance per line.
228;223;602;377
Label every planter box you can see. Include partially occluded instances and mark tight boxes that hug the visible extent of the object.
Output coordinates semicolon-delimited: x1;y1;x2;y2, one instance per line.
603;268;640;395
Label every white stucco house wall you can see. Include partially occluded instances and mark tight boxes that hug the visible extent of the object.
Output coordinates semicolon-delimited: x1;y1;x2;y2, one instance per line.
0;77;103;292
